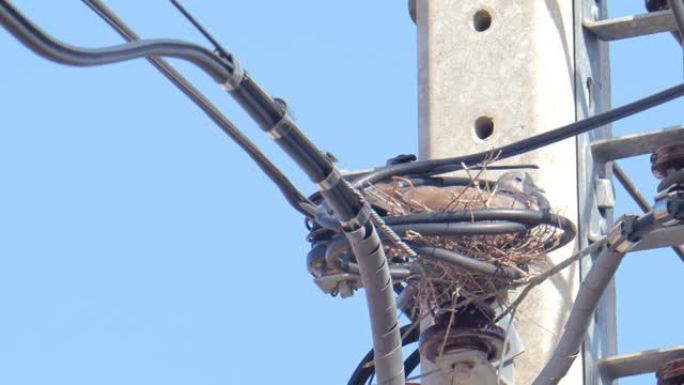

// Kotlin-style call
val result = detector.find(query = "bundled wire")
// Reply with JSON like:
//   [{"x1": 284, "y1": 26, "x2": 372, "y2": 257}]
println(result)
[
  {"x1": 2, "y1": 2, "x2": 684, "y2": 385},
  {"x1": 316, "y1": 208, "x2": 576, "y2": 280},
  {"x1": 0, "y1": 2, "x2": 406, "y2": 384},
  {"x1": 80, "y1": 0, "x2": 315, "y2": 217},
  {"x1": 348, "y1": 324, "x2": 420, "y2": 385}
]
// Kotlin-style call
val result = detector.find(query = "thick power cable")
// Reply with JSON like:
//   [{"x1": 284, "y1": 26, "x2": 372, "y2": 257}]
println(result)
[
  {"x1": 353, "y1": 82, "x2": 684, "y2": 187},
  {"x1": 531, "y1": 244, "x2": 628, "y2": 385},
  {"x1": 80, "y1": 0, "x2": 315, "y2": 217},
  {"x1": 0, "y1": 1, "x2": 235, "y2": 84},
  {"x1": 0, "y1": 2, "x2": 406, "y2": 384},
  {"x1": 531, "y1": 208, "x2": 684, "y2": 385},
  {"x1": 168, "y1": 3, "x2": 406, "y2": 383},
  {"x1": 348, "y1": 324, "x2": 420, "y2": 385}
]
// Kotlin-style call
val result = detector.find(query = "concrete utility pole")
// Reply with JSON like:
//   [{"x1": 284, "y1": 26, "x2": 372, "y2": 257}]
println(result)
[{"x1": 414, "y1": 1, "x2": 611, "y2": 384}]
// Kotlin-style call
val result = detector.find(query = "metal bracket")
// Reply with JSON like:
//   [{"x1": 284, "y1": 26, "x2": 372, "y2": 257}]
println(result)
[
  {"x1": 584, "y1": 10, "x2": 678, "y2": 41},
  {"x1": 595, "y1": 178, "x2": 615, "y2": 209},
  {"x1": 576, "y1": 1, "x2": 616, "y2": 384},
  {"x1": 606, "y1": 216, "x2": 639, "y2": 253},
  {"x1": 598, "y1": 345, "x2": 684, "y2": 382},
  {"x1": 313, "y1": 273, "x2": 360, "y2": 298}
]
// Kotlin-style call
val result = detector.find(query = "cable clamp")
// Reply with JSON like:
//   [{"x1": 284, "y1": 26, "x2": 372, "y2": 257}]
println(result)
[
  {"x1": 653, "y1": 198, "x2": 670, "y2": 221},
  {"x1": 606, "y1": 215, "x2": 638, "y2": 253},
  {"x1": 221, "y1": 58, "x2": 245, "y2": 92},
  {"x1": 653, "y1": 187, "x2": 684, "y2": 225},
  {"x1": 316, "y1": 170, "x2": 343, "y2": 192},
  {"x1": 341, "y1": 204, "x2": 372, "y2": 230},
  {"x1": 266, "y1": 113, "x2": 294, "y2": 140}
]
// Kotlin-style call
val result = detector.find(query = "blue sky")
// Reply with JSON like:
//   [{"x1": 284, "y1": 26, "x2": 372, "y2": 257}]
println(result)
[{"x1": 0, "y1": 2, "x2": 681, "y2": 385}]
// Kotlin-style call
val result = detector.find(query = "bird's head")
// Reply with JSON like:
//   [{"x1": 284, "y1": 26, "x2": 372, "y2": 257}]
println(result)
[{"x1": 495, "y1": 171, "x2": 544, "y2": 195}]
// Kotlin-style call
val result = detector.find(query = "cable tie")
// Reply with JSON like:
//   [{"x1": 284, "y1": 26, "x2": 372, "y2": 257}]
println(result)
[
  {"x1": 221, "y1": 58, "x2": 245, "y2": 92},
  {"x1": 316, "y1": 170, "x2": 343, "y2": 192},
  {"x1": 341, "y1": 204, "x2": 372, "y2": 230},
  {"x1": 266, "y1": 113, "x2": 294, "y2": 140}
]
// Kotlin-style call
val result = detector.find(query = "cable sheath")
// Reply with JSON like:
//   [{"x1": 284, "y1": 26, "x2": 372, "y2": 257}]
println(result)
[{"x1": 81, "y1": 0, "x2": 315, "y2": 217}]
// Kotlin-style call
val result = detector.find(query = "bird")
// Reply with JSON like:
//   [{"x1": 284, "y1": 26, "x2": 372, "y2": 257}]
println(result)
[{"x1": 494, "y1": 171, "x2": 550, "y2": 213}]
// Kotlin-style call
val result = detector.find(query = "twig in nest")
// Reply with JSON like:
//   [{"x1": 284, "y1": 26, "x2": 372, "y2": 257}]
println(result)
[
  {"x1": 439, "y1": 290, "x2": 460, "y2": 356},
  {"x1": 494, "y1": 240, "x2": 606, "y2": 322}
]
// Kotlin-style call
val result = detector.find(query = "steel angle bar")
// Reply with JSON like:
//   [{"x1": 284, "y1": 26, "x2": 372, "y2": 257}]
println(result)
[
  {"x1": 592, "y1": 125, "x2": 684, "y2": 162},
  {"x1": 584, "y1": 10, "x2": 678, "y2": 41},
  {"x1": 598, "y1": 346, "x2": 684, "y2": 381}
]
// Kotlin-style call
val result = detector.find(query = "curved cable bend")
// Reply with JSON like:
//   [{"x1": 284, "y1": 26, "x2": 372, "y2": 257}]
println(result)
[
  {"x1": 0, "y1": 1, "x2": 234, "y2": 83},
  {"x1": 81, "y1": 0, "x2": 315, "y2": 217},
  {"x1": 0, "y1": 2, "x2": 405, "y2": 383}
]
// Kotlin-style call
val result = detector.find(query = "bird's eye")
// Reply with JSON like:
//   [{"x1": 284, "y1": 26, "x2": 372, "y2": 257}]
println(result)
[{"x1": 514, "y1": 177, "x2": 523, "y2": 182}]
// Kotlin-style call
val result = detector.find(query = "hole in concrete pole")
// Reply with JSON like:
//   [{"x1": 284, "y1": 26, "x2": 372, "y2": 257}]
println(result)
[
  {"x1": 473, "y1": 9, "x2": 492, "y2": 32},
  {"x1": 474, "y1": 116, "x2": 494, "y2": 140}
]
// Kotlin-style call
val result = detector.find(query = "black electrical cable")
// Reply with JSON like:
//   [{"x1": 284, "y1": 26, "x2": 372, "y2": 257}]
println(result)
[
  {"x1": 325, "y1": 237, "x2": 414, "y2": 279},
  {"x1": 318, "y1": 208, "x2": 576, "y2": 281},
  {"x1": 390, "y1": 222, "x2": 529, "y2": 236},
  {"x1": 324, "y1": 230, "x2": 522, "y2": 279},
  {"x1": 0, "y1": 1, "x2": 235, "y2": 84},
  {"x1": 0, "y1": 3, "x2": 404, "y2": 382},
  {"x1": 402, "y1": 349, "x2": 421, "y2": 381},
  {"x1": 384, "y1": 209, "x2": 577, "y2": 249},
  {"x1": 316, "y1": 208, "x2": 576, "y2": 249},
  {"x1": 81, "y1": 0, "x2": 316, "y2": 217},
  {"x1": 411, "y1": 244, "x2": 522, "y2": 279},
  {"x1": 168, "y1": 0, "x2": 236, "y2": 64},
  {"x1": 382, "y1": 209, "x2": 568, "y2": 226},
  {"x1": 348, "y1": 325, "x2": 420, "y2": 385},
  {"x1": 352, "y1": 82, "x2": 684, "y2": 187}
]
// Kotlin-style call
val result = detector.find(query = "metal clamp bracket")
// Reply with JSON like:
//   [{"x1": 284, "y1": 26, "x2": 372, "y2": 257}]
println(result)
[
  {"x1": 607, "y1": 215, "x2": 639, "y2": 253},
  {"x1": 266, "y1": 113, "x2": 294, "y2": 140},
  {"x1": 315, "y1": 170, "x2": 343, "y2": 192},
  {"x1": 341, "y1": 204, "x2": 372, "y2": 230},
  {"x1": 653, "y1": 186, "x2": 684, "y2": 225},
  {"x1": 220, "y1": 57, "x2": 245, "y2": 92}
]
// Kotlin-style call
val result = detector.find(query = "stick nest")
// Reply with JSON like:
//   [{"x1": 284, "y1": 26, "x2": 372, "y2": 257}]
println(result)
[{"x1": 363, "y1": 175, "x2": 563, "y2": 320}]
